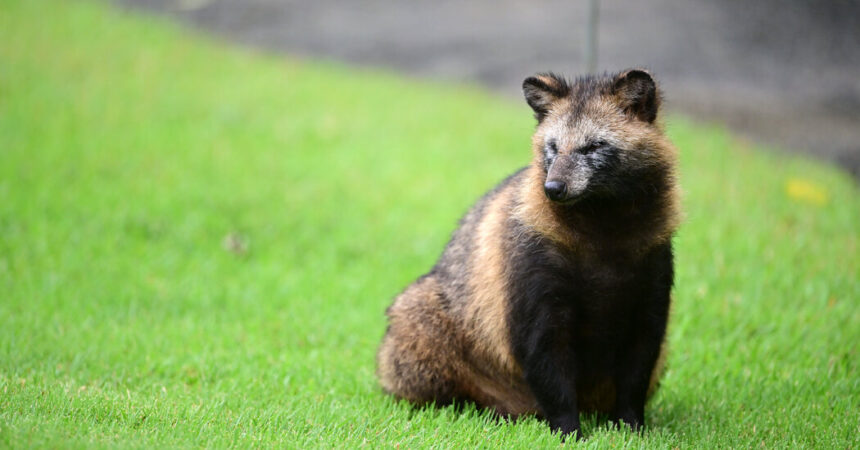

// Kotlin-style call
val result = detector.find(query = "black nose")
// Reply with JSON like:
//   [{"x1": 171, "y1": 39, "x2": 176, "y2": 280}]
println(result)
[{"x1": 544, "y1": 180, "x2": 567, "y2": 201}]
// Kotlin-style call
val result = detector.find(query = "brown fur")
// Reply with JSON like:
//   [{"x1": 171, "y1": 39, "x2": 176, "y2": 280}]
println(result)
[
  {"x1": 377, "y1": 181, "x2": 540, "y2": 416},
  {"x1": 518, "y1": 88, "x2": 680, "y2": 256},
  {"x1": 377, "y1": 69, "x2": 680, "y2": 425}
]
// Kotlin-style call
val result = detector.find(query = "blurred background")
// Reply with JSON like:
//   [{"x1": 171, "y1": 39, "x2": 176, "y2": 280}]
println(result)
[{"x1": 118, "y1": 0, "x2": 860, "y2": 177}]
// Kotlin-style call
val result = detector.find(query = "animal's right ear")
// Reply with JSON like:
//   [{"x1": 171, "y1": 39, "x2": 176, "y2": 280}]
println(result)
[{"x1": 522, "y1": 73, "x2": 570, "y2": 122}]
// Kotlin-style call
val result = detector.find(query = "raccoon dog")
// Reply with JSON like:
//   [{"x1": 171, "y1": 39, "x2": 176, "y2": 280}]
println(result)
[{"x1": 377, "y1": 69, "x2": 681, "y2": 439}]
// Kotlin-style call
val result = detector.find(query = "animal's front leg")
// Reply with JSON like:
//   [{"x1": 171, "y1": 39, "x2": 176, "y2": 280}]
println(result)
[
  {"x1": 525, "y1": 361, "x2": 581, "y2": 439},
  {"x1": 611, "y1": 316, "x2": 667, "y2": 430},
  {"x1": 513, "y1": 308, "x2": 581, "y2": 439},
  {"x1": 611, "y1": 348, "x2": 651, "y2": 431},
  {"x1": 610, "y1": 318, "x2": 658, "y2": 430},
  {"x1": 612, "y1": 246, "x2": 673, "y2": 430}
]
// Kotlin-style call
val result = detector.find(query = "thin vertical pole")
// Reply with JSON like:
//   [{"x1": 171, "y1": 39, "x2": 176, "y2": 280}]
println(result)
[{"x1": 585, "y1": 0, "x2": 599, "y2": 73}]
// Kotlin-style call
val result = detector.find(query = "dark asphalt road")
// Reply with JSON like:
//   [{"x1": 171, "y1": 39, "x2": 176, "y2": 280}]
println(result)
[{"x1": 117, "y1": 0, "x2": 860, "y2": 176}]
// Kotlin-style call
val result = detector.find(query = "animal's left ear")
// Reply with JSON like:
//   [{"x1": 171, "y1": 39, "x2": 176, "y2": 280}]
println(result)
[{"x1": 612, "y1": 69, "x2": 659, "y2": 123}]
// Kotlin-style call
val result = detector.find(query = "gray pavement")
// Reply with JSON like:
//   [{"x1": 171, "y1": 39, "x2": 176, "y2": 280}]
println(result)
[{"x1": 117, "y1": 0, "x2": 860, "y2": 176}]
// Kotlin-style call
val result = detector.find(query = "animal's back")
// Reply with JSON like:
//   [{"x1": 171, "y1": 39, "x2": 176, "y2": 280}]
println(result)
[{"x1": 377, "y1": 168, "x2": 539, "y2": 416}]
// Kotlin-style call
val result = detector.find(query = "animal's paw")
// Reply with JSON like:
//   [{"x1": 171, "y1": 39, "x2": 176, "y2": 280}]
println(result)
[
  {"x1": 611, "y1": 409, "x2": 644, "y2": 432},
  {"x1": 550, "y1": 413, "x2": 583, "y2": 441}
]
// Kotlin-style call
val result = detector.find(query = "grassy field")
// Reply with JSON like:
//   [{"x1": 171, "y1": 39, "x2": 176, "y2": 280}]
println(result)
[{"x1": 1, "y1": 0, "x2": 858, "y2": 447}]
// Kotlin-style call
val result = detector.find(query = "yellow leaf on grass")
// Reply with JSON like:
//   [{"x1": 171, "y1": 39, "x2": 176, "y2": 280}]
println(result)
[{"x1": 785, "y1": 178, "x2": 829, "y2": 206}]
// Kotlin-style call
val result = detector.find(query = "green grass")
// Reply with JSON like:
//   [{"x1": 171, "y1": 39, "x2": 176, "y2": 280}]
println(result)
[{"x1": 1, "y1": 0, "x2": 857, "y2": 447}]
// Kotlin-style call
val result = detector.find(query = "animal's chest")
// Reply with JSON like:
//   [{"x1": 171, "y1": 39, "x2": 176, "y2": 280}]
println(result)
[
  {"x1": 553, "y1": 259, "x2": 646, "y2": 362},
  {"x1": 506, "y1": 239, "x2": 662, "y2": 360}
]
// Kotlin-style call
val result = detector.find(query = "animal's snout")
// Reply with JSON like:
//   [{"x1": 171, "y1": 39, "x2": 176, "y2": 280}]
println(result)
[{"x1": 544, "y1": 180, "x2": 567, "y2": 202}]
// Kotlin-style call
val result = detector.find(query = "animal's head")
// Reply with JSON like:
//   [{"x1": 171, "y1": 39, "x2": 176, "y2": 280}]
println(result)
[{"x1": 522, "y1": 69, "x2": 674, "y2": 205}]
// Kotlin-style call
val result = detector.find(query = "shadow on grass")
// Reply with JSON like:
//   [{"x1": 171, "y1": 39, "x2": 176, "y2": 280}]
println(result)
[
  {"x1": 392, "y1": 394, "x2": 712, "y2": 441},
  {"x1": 401, "y1": 397, "x2": 492, "y2": 422}
]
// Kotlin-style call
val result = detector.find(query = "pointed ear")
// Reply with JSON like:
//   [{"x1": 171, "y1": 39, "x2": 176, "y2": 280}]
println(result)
[
  {"x1": 522, "y1": 73, "x2": 570, "y2": 122},
  {"x1": 612, "y1": 69, "x2": 660, "y2": 123}
]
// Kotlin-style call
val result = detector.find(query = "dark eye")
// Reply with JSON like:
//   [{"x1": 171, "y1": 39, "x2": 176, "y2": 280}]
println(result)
[
  {"x1": 581, "y1": 140, "x2": 607, "y2": 154},
  {"x1": 545, "y1": 139, "x2": 558, "y2": 155}
]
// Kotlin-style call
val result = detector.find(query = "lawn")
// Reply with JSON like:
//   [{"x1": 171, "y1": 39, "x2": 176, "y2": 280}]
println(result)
[{"x1": 1, "y1": 0, "x2": 857, "y2": 447}]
